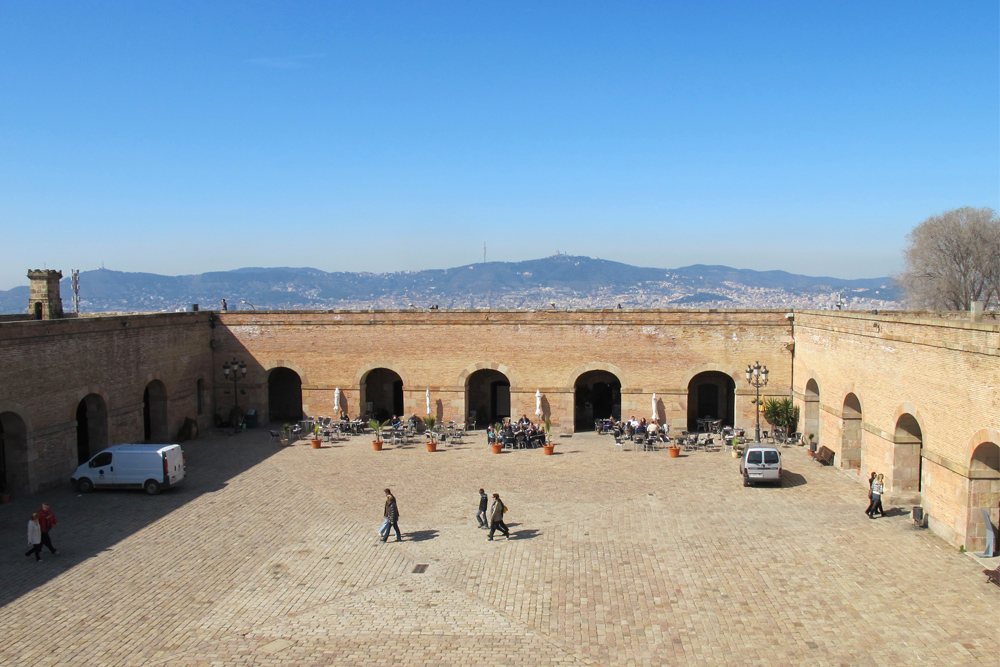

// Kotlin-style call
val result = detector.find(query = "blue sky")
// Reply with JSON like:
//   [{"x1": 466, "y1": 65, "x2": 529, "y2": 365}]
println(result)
[{"x1": 1, "y1": 1, "x2": 997, "y2": 289}]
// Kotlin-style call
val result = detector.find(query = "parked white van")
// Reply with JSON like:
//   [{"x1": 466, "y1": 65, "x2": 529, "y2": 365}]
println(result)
[
  {"x1": 739, "y1": 445, "x2": 782, "y2": 487},
  {"x1": 72, "y1": 444, "x2": 185, "y2": 495}
]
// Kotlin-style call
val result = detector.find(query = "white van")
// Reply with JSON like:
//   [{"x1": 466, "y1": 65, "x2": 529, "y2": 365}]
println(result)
[
  {"x1": 739, "y1": 445, "x2": 782, "y2": 487},
  {"x1": 72, "y1": 444, "x2": 185, "y2": 495}
]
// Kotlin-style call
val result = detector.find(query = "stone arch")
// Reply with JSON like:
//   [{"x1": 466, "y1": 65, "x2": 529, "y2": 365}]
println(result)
[
  {"x1": 75, "y1": 393, "x2": 109, "y2": 464},
  {"x1": 353, "y1": 361, "x2": 409, "y2": 389},
  {"x1": 458, "y1": 361, "x2": 522, "y2": 391},
  {"x1": 678, "y1": 363, "x2": 741, "y2": 390},
  {"x1": 360, "y1": 367, "x2": 404, "y2": 422},
  {"x1": 566, "y1": 362, "x2": 631, "y2": 392},
  {"x1": 966, "y1": 439, "x2": 1000, "y2": 554},
  {"x1": 892, "y1": 411, "x2": 923, "y2": 496},
  {"x1": 804, "y1": 378, "x2": 820, "y2": 446},
  {"x1": 268, "y1": 367, "x2": 303, "y2": 423},
  {"x1": 465, "y1": 367, "x2": 512, "y2": 426},
  {"x1": 0, "y1": 410, "x2": 30, "y2": 496},
  {"x1": 687, "y1": 371, "x2": 736, "y2": 432},
  {"x1": 840, "y1": 392, "x2": 862, "y2": 472},
  {"x1": 573, "y1": 369, "x2": 623, "y2": 431},
  {"x1": 260, "y1": 359, "x2": 309, "y2": 386},
  {"x1": 965, "y1": 428, "x2": 1000, "y2": 466},
  {"x1": 143, "y1": 380, "x2": 168, "y2": 443}
]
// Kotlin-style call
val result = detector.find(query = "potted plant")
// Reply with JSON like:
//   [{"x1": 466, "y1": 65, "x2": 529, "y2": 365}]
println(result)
[
  {"x1": 423, "y1": 416, "x2": 438, "y2": 452},
  {"x1": 490, "y1": 421, "x2": 503, "y2": 454},
  {"x1": 670, "y1": 440, "x2": 682, "y2": 457},
  {"x1": 311, "y1": 424, "x2": 323, "y2": 449},
  {"x1": 542, "y1": 417, "x2": 555, "y2": 455},
  {"x1": 280, "y1": 423, "x2": 292, "y2": 445},
  {"x1": 763, "y1": 398, "x2": 799, "y2": 444},
  {"x1": 369, "y1": 419, "x2": 387, "y2": 451}
]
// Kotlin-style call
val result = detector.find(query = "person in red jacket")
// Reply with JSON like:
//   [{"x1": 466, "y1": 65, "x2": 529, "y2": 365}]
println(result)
[{"x1": 38, "y1": 503, "x2": 59, "y2": 556}]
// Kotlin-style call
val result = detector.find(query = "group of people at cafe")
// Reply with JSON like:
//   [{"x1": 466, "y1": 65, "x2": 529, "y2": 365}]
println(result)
[{"x1": 487, "y1": 415, "x2": 547, "y2": 448}]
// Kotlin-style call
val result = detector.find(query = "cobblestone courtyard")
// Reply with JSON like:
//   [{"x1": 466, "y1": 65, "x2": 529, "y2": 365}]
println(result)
[{"x1": 1, "y1": 429, "x2": 997, "y2": 666}]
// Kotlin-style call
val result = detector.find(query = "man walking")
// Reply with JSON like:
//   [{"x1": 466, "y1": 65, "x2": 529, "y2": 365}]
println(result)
[
  {"x1": 38, "y1": 503, "x2": 59, "y2": 555},
  {"x1": 487, "y1": 493, "x2": 510, "y2": 541},
  {"x1": 380, "y1": 488, "x2": 402, "y2": 542},
  {"x1": 476, "y1": 488, "x2": 488, "y2": 528}
]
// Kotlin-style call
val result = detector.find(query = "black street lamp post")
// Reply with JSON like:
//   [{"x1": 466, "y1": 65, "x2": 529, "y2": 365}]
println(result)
[
  {"x1": 745, "y1": 361, "x2": 769, "y2": 443},
  {"x1": 223, "y1": 358, "x2": 248, "y2": 410}
]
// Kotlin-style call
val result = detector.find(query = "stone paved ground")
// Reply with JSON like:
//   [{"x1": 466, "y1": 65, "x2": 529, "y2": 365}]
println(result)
[{"x1": 0, "y1": 429, "x2": 997, "y2": 666}]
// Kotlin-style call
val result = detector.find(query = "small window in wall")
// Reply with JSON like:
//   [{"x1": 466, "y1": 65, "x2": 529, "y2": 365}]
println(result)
[{"x1": 196, "y1": 379, "x2": 204, "y2": 416}]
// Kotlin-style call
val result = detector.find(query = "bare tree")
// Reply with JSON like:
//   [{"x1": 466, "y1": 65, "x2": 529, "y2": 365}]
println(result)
[{"x1": 897, "y1": 207, "x2": 1000, "y2": 310}]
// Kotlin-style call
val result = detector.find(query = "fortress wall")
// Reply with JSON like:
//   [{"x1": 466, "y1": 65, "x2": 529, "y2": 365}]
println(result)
[
  {"x1": 0, "y1": 313, "x2": 213, "y2": 493},
  {"x1": 214, "y1": 310, "x2": 794, "y2": 434},
  {"x1": 791, "y1": 310, "x2": 1000, "y2": 548}
]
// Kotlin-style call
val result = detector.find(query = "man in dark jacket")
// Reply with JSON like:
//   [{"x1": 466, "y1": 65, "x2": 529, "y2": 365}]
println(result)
[
  {"x1": 380, "y1": 489, "x2": 401, "y2": 542},
  {"x1": 476, "y1": 489, "x2": 488, "y2": 528},
  {"x1": 487, "y1": 493, "x2": 510, "y2": 541}
]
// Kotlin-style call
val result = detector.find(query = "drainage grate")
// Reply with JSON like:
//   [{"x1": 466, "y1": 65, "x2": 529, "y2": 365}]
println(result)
[{"x1": 412, "y1": 564, "x2": 429, "y2": 573}]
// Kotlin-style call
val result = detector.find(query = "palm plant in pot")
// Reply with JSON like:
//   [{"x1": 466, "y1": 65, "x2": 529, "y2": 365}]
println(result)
[
  {"x1": 542, "y1": 417, "x2": 555, "y2": 455},
  {"x1": 311, "y1": 424, "x2": 323, "y2": 449},
  {"x1": 369, "y1": 419, "x2": 388, "y2": 450},
  {"x1": 763, "y1": 398, "x2": 799, "y2": 444},
  {"x1": 423, "y1": 416, "x2": 437, "y2": 452}
]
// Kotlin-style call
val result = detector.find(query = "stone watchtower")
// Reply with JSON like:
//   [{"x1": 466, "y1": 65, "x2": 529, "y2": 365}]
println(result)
[{"x1": 27, "y1": 269, "x2": 64, "y2": 320}]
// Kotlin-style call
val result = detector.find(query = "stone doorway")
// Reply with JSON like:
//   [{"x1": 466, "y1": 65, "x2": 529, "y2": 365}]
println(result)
[
  {"x1": 967, "y1": 442, "x2": 1000, "y2": 554},
  {"x1": 574, "y1": 370, "x2": 621, "y2": 431},
  {"x1": 687, "y1": 371, "x2": 735, "y2": 432},
  {"x1": 841, "y1": 393, "x2": 862, "y2": 471},
  {"x1": 0, "y1": 411, "x2": 30, "y2": 496},
  {"x1": 362, "y1": 368, "x2": 403, "y2": 422},
  {"x1": 76, "y1": 394, "x2": 108, "y2": 464},
  {"x1": 466, "y1": 369, "x2": 510, "y2": 427},
  {"x1": 143, "y1": 380, "x2": 168, "y2": 443},
  {"x1": 268, "y1": 367, "x2": 303, "y2": 423}
]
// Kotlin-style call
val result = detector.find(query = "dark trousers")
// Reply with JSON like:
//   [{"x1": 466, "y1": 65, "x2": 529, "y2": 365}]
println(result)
[
  {"x1": 40, "y1": 531, "x2": 56, "y2": 554},
  {"x1": 865, "y1": 497, "x2": 875, "y2": 515},
  {"x1": 872, "y1": 495, "x2": 885, "y2": 516},
  {"x1": 488, "y1": 519, "x2": 509, "y2": 538},
  {"x1": 25, "y1": 544, "x2": 42, "y2": 560},
  {"x1": 380, "y1": 521, "x2": 400, "y2": 541}
]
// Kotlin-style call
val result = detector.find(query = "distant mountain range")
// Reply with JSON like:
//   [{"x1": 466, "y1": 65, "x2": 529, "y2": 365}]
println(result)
[{"x1": 0, "y1": 255, "x2": 902, "y2": 314}]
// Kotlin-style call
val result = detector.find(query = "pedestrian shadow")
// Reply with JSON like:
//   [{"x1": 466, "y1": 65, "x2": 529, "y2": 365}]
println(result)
[
  {"x1": 510, "y1": 528, "x2": 542, "y2": 540},
  {"x1": 405, "y1": 529, "x2": 439, "y2": 542},
  {"x1": 883, "y1": 507, "x2": 909, "y2": 518},
  {"x1": 781, "y1": 471, "x2": 808, "y2": 487}
]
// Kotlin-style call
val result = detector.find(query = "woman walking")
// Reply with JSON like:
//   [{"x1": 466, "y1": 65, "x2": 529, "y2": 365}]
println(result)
[
  {"x1": 487, "y1": 493, "x2": 510, "y2": 541},
  {"x1": 25, "y1": 512, "x2": 42, "y2": 562},
  {"x1": 868, "y1": 473, "x2": 886, "y2": 518},
  {"x1": 380, "y1": 488, "x2": 402, "y2": 542}
]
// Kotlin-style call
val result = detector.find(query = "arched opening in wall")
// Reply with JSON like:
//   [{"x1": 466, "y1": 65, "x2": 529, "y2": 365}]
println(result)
[
  {"x1": 76, "y1": 394, "x2": 108, "y2": 464},
  {"x1": 361, "y1": 368, "x2": 404, "y2": 422},
  {"x1": 466, "y1": 369, "x2": 510, "y2": 427},
  {"x1": 0, "y1": 411, "x2": 30, "y2": 496},
  {"x1": 893, "y1": 413, "x2": 923, "y2": 495},
  {"x1": 574, "y1": 370, "x2": 621, "y2": 431},
  {"x1": 686, "y1": 371, "x2": 735, "y2": 432},
  {"x1": 143, "y1": 380, "x2": 168, "y2": 443},
  {"x1": 33, "y1": 302, "x2": 42, "y2": 320},
  {"x1": 841, "y1": 393, "x2": 862, "y2": 472},
  {"x1": 804, "y1": 379, "x2": 820, "y2": 445},
  {"x1": 268, "y1": 368, "x2": 303, "y2": 423},
  {"x1": 967, "y1": 442, "x2": 1000, "y2": 554}
]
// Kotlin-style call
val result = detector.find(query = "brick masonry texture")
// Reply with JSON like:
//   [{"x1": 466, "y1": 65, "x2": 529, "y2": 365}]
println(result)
[
  {"x1": 0, "y1": 308, "x2": 997, "y2": 552},
  {"x1": 0, "y1": 429, "x2": 996, "y2": 666}
]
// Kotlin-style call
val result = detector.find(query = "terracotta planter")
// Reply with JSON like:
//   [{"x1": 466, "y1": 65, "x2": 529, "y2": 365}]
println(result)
[
  {"x1": 542, "y1": 444, "x2": 555, "y2": 455},
  {"x1": 311, "y1": 439, "x2": 322, "y2": 449},
  {"x1": 373, "y1": 440, "x2": 383, "y2": 451},
  {"x1": 427, "y1": 441, "x2": 437, "y2": 452},
  {"x1": 669, "y1": 446, "x2": 681, "y2": 458},
  {"x1": 490, "y1": 443, "x2": 503, "y2": 454}
]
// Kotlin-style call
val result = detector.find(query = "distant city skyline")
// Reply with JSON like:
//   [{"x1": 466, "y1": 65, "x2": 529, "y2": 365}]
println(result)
[{"x1": 1, "y1": 2, "x2": 997, "y2": 290}]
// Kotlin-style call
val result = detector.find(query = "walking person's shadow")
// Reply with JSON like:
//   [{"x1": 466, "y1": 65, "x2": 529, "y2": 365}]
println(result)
[{"x1": 405, "y1": 529, "x2": 439, "y2": 542}]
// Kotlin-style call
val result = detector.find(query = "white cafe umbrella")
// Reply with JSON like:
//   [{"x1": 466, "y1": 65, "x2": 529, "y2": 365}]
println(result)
[
  {"x1": 535, "y1": 389, "x2": 543, "y2": 417},
  {"x1": 426, "y1": 388, "x2": 431, "y2": 415},
  {"x1": 651, "y1": 393, "x2": 658, "y2": 423},
  {"x1": 334, "y1": 387, "x2": 341, "y2": 413}
]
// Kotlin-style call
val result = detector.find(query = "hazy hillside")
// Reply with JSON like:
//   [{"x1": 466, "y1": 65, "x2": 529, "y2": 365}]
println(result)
[{"x1": 0, "y1": 255, "x2": 901, "y2": 314}]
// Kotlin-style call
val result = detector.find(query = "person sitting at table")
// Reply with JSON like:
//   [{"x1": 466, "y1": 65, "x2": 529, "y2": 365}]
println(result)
[
  {"x1": 637, "y1": 418, "x2": 648, "y2": 435},
  {"x1": 648, "y1": 421, "x2": 659, "y2": 438}
]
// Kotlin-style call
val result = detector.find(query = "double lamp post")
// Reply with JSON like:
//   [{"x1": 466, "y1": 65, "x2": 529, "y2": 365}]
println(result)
[{"x1": 745, "y1": 361, "x2": 768, "y2": 443}]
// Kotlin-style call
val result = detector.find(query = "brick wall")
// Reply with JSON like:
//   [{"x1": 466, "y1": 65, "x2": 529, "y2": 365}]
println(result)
[{"x1": 791, "y1": 310, "x2": 1000, "y2": 549}]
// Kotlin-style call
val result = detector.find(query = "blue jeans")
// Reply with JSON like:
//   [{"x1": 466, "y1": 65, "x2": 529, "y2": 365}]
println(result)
[
  {"x1": 476, "y1": 510, "x2": 487, "y2": 527},
  {"x1": 380, "y1": 519, "x2": 401, "y2": 541}
]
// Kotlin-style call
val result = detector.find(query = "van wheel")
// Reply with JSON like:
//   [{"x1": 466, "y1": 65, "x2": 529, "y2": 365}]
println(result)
[
  {"x1": 743, "y1": 476, "x2": 750, "y2": 487},
  {"x1": 77, "y1": 478, "x2": 94, "y2": 494},
  {"x1": 144, "y1": 480, "x2": 161, "y2": 495}
]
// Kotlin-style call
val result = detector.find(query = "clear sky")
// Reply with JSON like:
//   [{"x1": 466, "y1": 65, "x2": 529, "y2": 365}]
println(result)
[{"x1": 1, "y1": 1, "x2": 997, "y2": 289}]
